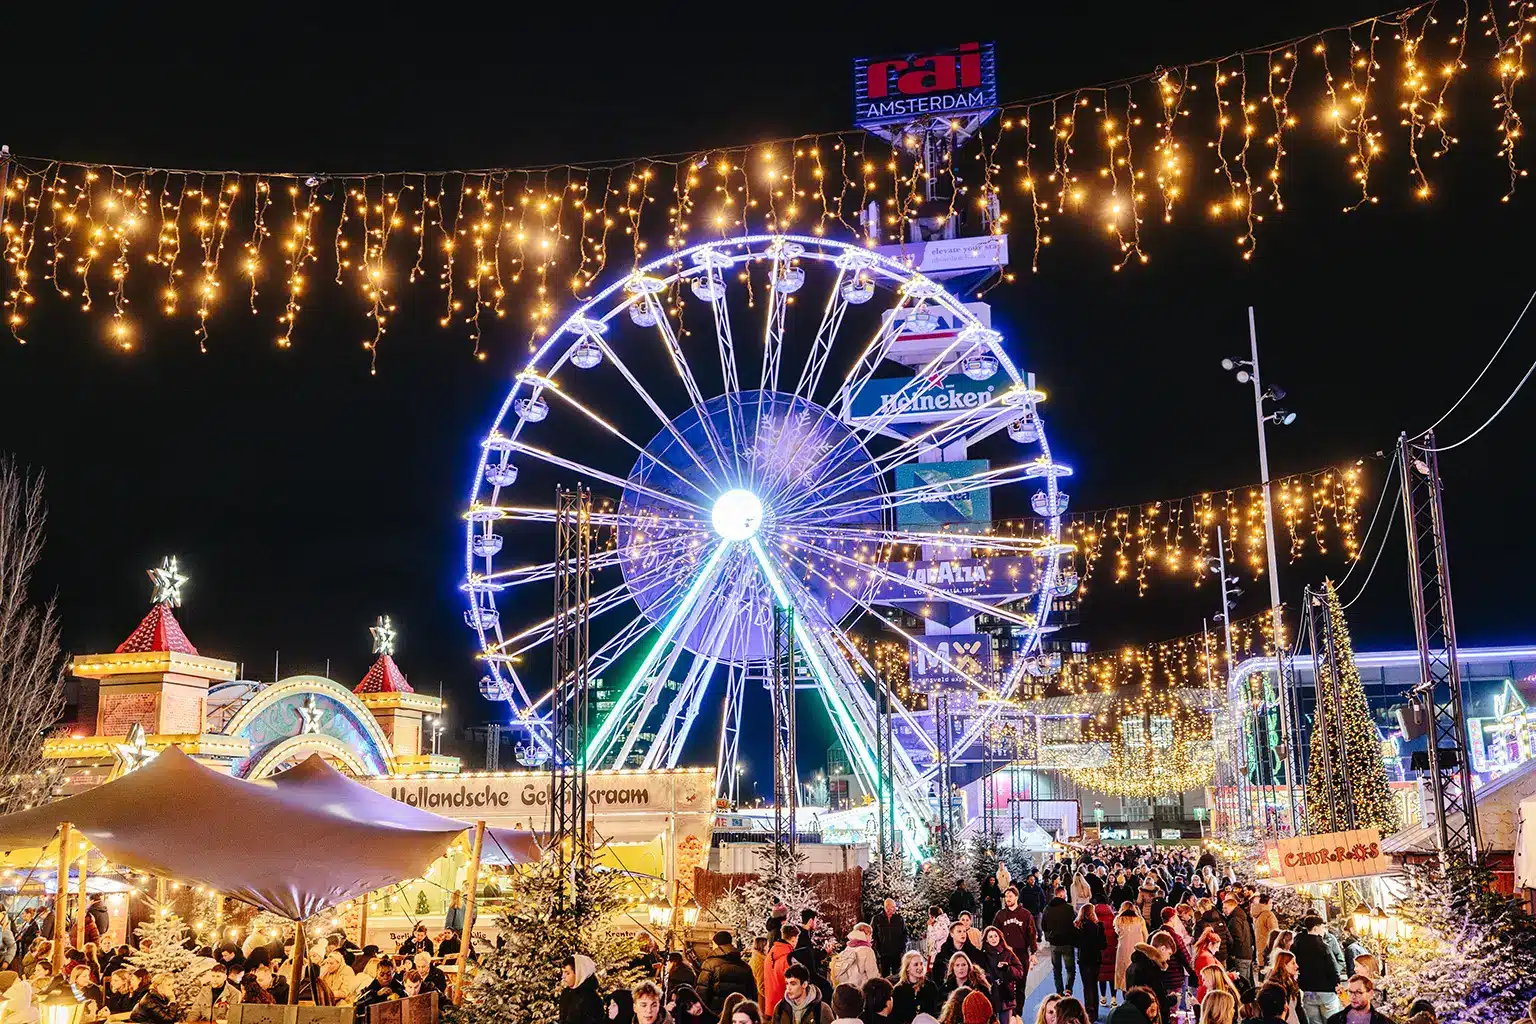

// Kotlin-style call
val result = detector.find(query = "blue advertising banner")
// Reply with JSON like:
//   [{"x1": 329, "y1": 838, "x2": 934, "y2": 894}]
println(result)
[
  {"x1": 870, "y1": 555, "x2": 1036, "y2": 604},
  {"x1": 909, "y1": 633, "x2": 994, "y2": 692},
  {"x1": 893, "y1": 459, "x2": 991, "y2": 529},
  {"x1": 854, "y1": 42, "x2": 999, "y2": 130},
  {"x1": 846, "y1": 366, "x2": 1008, "y2": 426}
]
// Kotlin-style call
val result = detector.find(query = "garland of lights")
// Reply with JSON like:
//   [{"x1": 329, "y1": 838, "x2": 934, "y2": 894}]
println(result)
[
  {"x1": 1064, "y1": 688, "x2": 1221, "y2": 798},
  {"x1": 2, "y1": 2, "x2": 1531, "y2": 364}
]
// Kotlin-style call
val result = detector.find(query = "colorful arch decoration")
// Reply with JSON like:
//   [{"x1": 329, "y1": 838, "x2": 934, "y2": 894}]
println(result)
[{"x1": 222, "y1": 675, "x2": 395, "y2": 778}]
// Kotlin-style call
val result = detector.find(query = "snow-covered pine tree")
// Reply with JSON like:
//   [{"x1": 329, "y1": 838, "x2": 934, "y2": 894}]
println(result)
[
  {"x1": 130, "y1": 913, "x2": 202, "y2": 1004},
  {"x1": 1304, "y1": 583, "x2": 1400, "y2": 835},
  {"x1": 917, "y1": 845, "x2": 969, "y2": 914},
  {"x1": 455, "y1": 858, "x2": 644, "y2": 1024},
  {"x1": 1382, "y1": 854, "x2": 1536, "y2": 1024},
  {"x1": 862, "y1": 855, "x2": 926, "y2": 937},
  {"x1": 708, "y1": 843, "x2": 835, "y2": 950}
]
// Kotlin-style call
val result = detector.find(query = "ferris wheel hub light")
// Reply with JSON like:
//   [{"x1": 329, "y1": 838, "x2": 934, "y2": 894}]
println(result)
[{"x1": 710, "y1": 489, "x2": 764, "y2": 541}]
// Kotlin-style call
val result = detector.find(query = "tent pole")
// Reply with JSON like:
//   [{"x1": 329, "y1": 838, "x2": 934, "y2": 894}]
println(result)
[
  {"x1": 75, "y1": 847, "x2": 88, "y2": 947},
  {"x1": 357, "y1": 894, "x2": 369, "y2": 950},
  {"x1": 453, "y1": 820, "x2": 485, "y2": 1005},
  {"x1": 53, "y1": 822, "x2": 71, "y2": 974},
  {"x1": 288, "y1": 919, "x2": 304, "y2": 1005}
]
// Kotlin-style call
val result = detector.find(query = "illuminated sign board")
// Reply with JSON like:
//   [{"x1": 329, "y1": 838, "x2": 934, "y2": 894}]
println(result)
[
  {"x1": 871, "y1": 555, "x2": 1035, "y2": 603},
  {"x1": 879, "y1": 301, "x2": 995, "y2": 367},
  {"x1": 846, "y1": 366, "x2": 1008, "y2": 426},
  {"x1": 893, "y1": 459, "x2": 991, "y2": 529},
  {"x1": 853, "y1": 42, "x2": 999, "y2": 130},
  {"x1": 909, "y1": 632, "x2": 993, "y2": 692},
  {"x1": 1273, "y1": 827, "x2": 1390, "y2": 884}
]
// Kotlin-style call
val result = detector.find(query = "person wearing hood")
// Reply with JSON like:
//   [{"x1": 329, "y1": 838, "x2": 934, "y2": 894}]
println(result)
[
  {"x1": 831, "y1": 926, "x2": 880, "y2": 991},
  {"x1": 0, "y1": 970, "x2": 37, "y2": 1024},
  {"x1": 559, "y1": 954, "x2": 605, "y2": 1024},
  {"x1": 699, "y1": 932, "x2": 759, "y2": 1014},
  {"x1": 317, "y1": 950, "x2": 359, "y2": 1004},
  {"x1": 1123, "y1": 943, "x2": 1171, "y2": 1023},
  {"x1": 771, "y1": 964, "x2": 831, "y2": 1024}
]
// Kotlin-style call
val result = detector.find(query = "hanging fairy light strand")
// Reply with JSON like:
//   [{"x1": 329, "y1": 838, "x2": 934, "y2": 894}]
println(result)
[{"x1": 2, "y1": 1, "x2": 1533, "y2": 365}]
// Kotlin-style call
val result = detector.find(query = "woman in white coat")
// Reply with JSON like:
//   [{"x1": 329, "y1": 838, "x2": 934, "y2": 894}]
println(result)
[
  {"x1": 1112, "y1": 903, "x2": 1147, "y2": 994},
  {"x1": 0, "y1": 971, "x2": 38, "y2": 1024}
]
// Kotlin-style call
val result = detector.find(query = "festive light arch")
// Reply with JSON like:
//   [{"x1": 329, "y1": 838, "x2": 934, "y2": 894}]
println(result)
[
  {"x1": 245, "y1": 733, "x2": 378, "y2": 779},
  {"x1": 221, "y1": 675, "x2": 395, "y2": 778}
]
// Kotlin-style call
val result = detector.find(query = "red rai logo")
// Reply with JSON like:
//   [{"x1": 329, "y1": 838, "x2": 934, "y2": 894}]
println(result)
[{"x1": 866, "y1": 42, "x2": 985, "y2": 99}]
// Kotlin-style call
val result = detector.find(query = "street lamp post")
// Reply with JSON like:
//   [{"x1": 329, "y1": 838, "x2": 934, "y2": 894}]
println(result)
[{"x1": 1222, "y1": 307, "x2": 1302, "y2": 835}]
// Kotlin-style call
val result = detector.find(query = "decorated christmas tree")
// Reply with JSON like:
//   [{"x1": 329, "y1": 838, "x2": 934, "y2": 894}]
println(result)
[
  {"x1": 455, "y1": 857, "x2": 644, "y2": 1024},
  {"x1": 130, "y1": 913, "x2": 203, "y2": 1004},
  {"x1": 415, "y1": 889, "x2": 431, "y2": 916},
  {"x1": 1304, "y1": 582, "x2": 1400, "y2": 835}
]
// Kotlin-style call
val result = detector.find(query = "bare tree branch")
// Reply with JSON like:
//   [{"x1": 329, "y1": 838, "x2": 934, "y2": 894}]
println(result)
[{"x1": 0, "y1": 455, "x2": 67, "y2": 810}]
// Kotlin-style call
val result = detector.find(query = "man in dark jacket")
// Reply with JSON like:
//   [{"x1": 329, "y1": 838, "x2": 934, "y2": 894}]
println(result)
[
  {"x1": 559, "y1": 954, "x2": 605, "y2": 1024},
  {"x1": 697, "y1": 932, "x2": 756, "y2": 1014},
  {"x1": 1293, "y1": 917, "x2": 1344, "y2": 1024},
  {"x1": 353, "y1": 959, "x2": 407, "y2": 1024},
  {"x1": 993, "y1": 887, "x2": 1038, "y2": 962},
  {"x1": 946, "y1": 880, "x2": 976, "y2": 920},
  {"x1": 1223, "y1": 894, "x2": 1256, "y2": 984},
  {"x1": 1125, "y1": 943, "x2": 1173, "y2": 1023},
  {"x1": 1018, "y1": 873, "x2": 1045, "y2": 917},
  {"x1": 870, "y1": 900, "x2": 907, "y2": 977},
  {"x1": 1197, "y1": 906, "x2": 1232, "y2": 960},
  {"x1": 1040, "y1": 887, "x2": 1078, "y2": 996},
  {"x1": 793, "y1": 909, "x2": 828, "y2": 986},
  {"x1": 1108, "y1": 985, "x2": 1160, "y2": 1024}
]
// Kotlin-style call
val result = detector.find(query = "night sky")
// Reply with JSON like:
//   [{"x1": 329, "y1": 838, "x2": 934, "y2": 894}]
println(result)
[{"x1": 4, "y1": 7, "x2": 1535, "y2": 777}]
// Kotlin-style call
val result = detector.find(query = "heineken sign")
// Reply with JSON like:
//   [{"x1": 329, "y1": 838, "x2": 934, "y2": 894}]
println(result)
[{"x1": 847, "y1": 367, "x2": 1008, "y2": 426}]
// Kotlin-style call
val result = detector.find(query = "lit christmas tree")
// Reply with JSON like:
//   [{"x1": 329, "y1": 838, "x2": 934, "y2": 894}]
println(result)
[
  {"x1": 1304, "y1": 582, "x2": 1401, "y2": 835},
  {"x1": 130, "y1": 913, "x2": 203, "y2": 1004},
  {"x1": 455, "y1": 858, "x2": 644, "y2": 1024}
]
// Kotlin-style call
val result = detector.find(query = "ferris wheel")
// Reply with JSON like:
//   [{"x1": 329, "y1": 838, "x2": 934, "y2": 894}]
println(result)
[{"x1": 462, "y1": 234, "x2": 1071, "y2": 850}]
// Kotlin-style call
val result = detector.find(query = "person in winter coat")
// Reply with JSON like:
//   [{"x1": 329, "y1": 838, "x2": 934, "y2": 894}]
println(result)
[
  {"x1": 560, "y1": 954, "x2": 606, "y2": 1024},
  {"x1": 1093, "y1": 904, "x2": 1118, "y2": 1009},
  {"x1": 352, "y1": 959, "x2": 407, "y2": 1024},
  {"x1": 871, "y1": 902, "x2": 909, "y2": 979},
  {"x1": 750, "y1": 937, "x2": 769, "y2": 1006},
  {"x1": 1073, "y1": 905, "x2": 1105, "y2": 1020},
  {"x1": 978, "y1": 928, "x2": 1024, "y2": 1024},
  {"x1": 891, "y1": 953, "x2": 940, "y2": 1024},
  {"x1": 1291, "y1": 919, "x2": 1343, "y2": 1024},
  {"x1": 1222, "y1": 896, "x2": 1256, "y2": 985},
  {"x1": 938, "y1": 954, "x2": 988, "y2": 1001},
  {"x1": 1195, "y1": 908, "x2": 1231, "y2": 963},
  {"x1": 1251, "y1": 897, "x2": 1279, "y2": 971},
  {"x1": 1018, "y1": 876, "x2": 1045, "y2": 919},
  {"x1": 767, "y1": 927, "x2": 801, "y2": 1015},
  {"x1": 930, "y1": 923, "x2": 983, "y2": 988},
  {"x1": 947, "y1": 883, "x2": 977, "y2": 922},
  {"x1": 1124, "y1": 943, "x2": 1172, "y2": 1024},
  {"x1": 831, "y1": 927, "x2": 881, "y2": 991},
  {"x1": 924, "y1": 910, "x2": 952, "y2": 968},
  {"x1": 995, "y1": 863, "x2": 1011, "y2": 901},
  {"x1": 1107, "y1": 987, "x2": 1158, "y2": 1024},
  {"x1": 129, "y1": 974, "x2": 181, "y2": 1024},
  {"x1": 666, "y1": 953, "x2": 698, "y2": 998},
  {"x1": 1149, "y1": 932, "x2": 1191, "y2": 1008},
  {"x1": 1068, "y1": 874, "x2": 1093, "y2": 910},
  {"x1": 318, "y1": 950, "x2": 359, "y2": 1004},
  {"x1": 1112, "y1": 905, "x2": 1146, "y2": 994},
  {"x1": 1040, "y1": 889, "x2": 1079, "y2": 998},
  {"x1": 991, "y1": 889, "x2": 1037, "y2": 965},
  {"x1": 699, "y1": 932, "x2": 759, "y2": 1014},
  {"x1": 0, "y1": 970, "x2": 37, "y2": 1024},
  {"x1": 188, "y1": 964, "x2": 241, "y2": 1021},
  {"x1": 979, "y1": 878, "x2": 1003, "y2": 930},
  {"x1": 772, "y1": 965, "x2": 832, "y2": 1024},
  {"x1": 1191, "y1": 928, "x2": 1223, "y2": 983}
]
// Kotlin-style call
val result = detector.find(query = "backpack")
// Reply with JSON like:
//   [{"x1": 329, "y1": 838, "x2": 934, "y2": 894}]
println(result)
[{"x1": 830, "y1": 946, "x2": 869, "y2": 988}]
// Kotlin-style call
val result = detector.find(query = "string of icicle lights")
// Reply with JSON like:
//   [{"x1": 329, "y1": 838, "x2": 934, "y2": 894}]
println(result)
[{"x1": 3, "y1": 1, "x2": 1533, "y2": 366}]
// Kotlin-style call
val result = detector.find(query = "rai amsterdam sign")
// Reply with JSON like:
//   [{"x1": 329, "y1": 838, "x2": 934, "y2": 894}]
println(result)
[
  {"x1": 853, "y1": 42, "x2": 999, "y2": 130},
  {"x1": 1266, "y1": 827, "x2": 1392, "y2": 885}
]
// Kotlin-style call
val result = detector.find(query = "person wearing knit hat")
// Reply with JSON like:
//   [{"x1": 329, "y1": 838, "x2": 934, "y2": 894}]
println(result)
[
  {"x1": 961, "y1": 989, "x2": 995, "y2": 1024},
  {"x1": 0, "y1": 968, "x2": 39, "y2": 1024}
]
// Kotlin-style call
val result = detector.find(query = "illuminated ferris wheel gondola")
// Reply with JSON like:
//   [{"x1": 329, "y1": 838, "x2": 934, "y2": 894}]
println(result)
[{"x1": 462, "y1": 234, "x2": 1071, "y2": 852}]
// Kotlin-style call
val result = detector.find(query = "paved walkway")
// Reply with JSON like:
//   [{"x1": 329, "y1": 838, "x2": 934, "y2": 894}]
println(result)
[{"x1": 1016, "y1": 951, "x2": 1108, "y2": 1024}]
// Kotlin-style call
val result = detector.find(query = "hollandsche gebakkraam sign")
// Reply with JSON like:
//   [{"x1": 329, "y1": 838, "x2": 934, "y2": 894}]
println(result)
[{"x1": 853, "y1": 42, "x2": 999, "y2": 130}]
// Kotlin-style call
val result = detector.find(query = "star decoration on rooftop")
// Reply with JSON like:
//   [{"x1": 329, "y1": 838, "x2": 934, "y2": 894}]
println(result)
[
  {"x1": 113, "y1": 722, "x2": 157, "y2": 775},
  {"x1": 146, "y1": 556, "x2": 189, "y2": 607},
  {"x1": 370, "y1": 615, "x2": 397, "y2": 656},
  {"x1": 295, "y1": 694, "x2": 325, "y2": 735}
]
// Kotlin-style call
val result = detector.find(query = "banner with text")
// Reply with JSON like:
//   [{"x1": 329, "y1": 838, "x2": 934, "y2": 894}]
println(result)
[{"x1": 893, "y1": 459, "x2": 992, "y2": 530}]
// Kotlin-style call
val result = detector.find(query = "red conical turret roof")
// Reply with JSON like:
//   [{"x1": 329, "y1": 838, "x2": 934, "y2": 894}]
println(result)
[
  {"x1": 354, "y1": 654, "x2": 413, "y2": 694},
  {"x1": 115, "y1": 602, "x2": 199, "y2": 655}
]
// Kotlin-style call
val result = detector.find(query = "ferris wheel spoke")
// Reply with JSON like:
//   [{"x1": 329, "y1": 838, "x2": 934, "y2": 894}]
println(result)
[
  {"x1": 478, "y1": 532, "x2": 699, "y2": 587},
  {"x1": 484, "y1": 556, "x2": 697, "y2": 655},
  {"x1": 639, "y1": 572, "x2": 747, "y2": 770},
  {"x1": 502, "y1": 439, "x2": 705, "y2": 514},
  {"x1": 770, "y1": 538, "x2": 999, "y2": 696},
  {"x1": 829, "y1": 291, "x2": 915, "y2": 420},
  {"x1": 776, "y1": 532, "x2": 1040, "y2": 631},
  {"x1": 501, "y1": 608, "x2": 662, "y2": 722},
  {"x1": 590, "y1": 334, "x2": 723, "y2": 491},
  {"x1": 642, "y1": 292, "x2": 741, "y2": 487},
  {"x1": 803, "y1": 459, "x2": 1050, "y2": 523},
  {"x1": 789, "y1": 266, "x2": 850, "y2": 406},
  {"x1": 529, "y1": 376, "x2": 717, "y2": 504},
  {"x1": 780, "y1": 522, "x2": 1054, "y2": 555},
  {"x1": 585, "y1": 542, "x2": 731, "y2": 765},
  {"x1": 691, "y1": 258, "x2": 750, "y2": 488}
]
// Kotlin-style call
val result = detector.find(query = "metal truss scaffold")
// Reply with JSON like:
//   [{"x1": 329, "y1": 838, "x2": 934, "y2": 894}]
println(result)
[
  {"x1": 550, "y1": 485, "x2": 593, "y2": 896},
  {"x1": 1398, "y1": 432, "x2": 1480, "y2": 862},
  {"x1": 770, "y1": 603, "x2": 799, "y2": 871}
]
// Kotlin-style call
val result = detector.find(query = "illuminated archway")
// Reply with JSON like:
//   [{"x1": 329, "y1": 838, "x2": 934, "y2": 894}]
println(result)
[{"x1": 222, "y1": 675, "x2": 395, "y2": 778}]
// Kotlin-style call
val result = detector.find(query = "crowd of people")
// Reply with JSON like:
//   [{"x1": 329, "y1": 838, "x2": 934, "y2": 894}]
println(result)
[
  {"x1": 559, "y1": 844, "x2": 1489, "y2": 1024},
  {"x1": 0, "y1": 895, "x2": 468, "y2": 1023}
]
